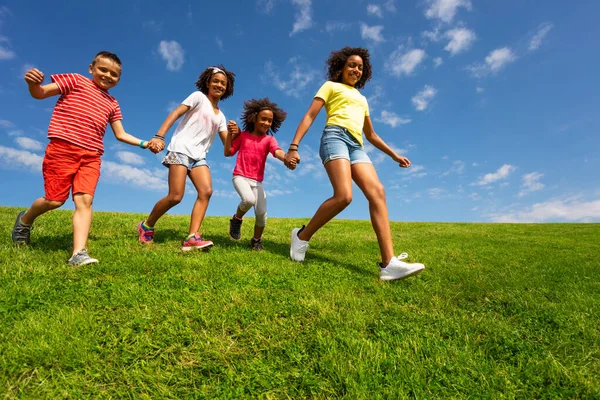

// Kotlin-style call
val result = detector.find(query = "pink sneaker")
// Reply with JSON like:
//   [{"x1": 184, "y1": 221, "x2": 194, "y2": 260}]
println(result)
[
  {"x1": 182, "y1": 233, "x2": 214, "y2": 251},
  {"x1": 137, "y1": 221, "x2": 155, "y2": 243}
]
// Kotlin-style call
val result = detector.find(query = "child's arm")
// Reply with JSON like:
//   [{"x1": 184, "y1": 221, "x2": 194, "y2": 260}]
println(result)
[
  {"x1": 274, "y1": 149, "x2": 286, "y2": 162},
  {"x1": 285, "y1": 98, "x2": 325, "y2": 166},
  {"x1": 110, "y1": 120, "x2": 156, "y2": 151},
  {"x1": 223, "y1": 120, "x2": 239, "y2": 156},
  {"x1": 147, "y1": 104, "x2": 190, "y2": 151},
  {"x1": 363, "y1": 116, "x2": 411, "y2": 168},
  {"x1": 24, "y1": 69, "x2": 61, "y2": 99}
]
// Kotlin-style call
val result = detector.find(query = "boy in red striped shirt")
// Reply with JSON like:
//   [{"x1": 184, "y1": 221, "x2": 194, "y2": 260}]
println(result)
[{"x1": 11, "y1": 51, "x2": 163, "y2": 266}]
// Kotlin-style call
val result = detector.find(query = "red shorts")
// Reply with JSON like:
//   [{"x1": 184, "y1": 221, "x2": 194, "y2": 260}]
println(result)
[{"x1": 43, "y1": 139, "x2": 102, "y2": 201}]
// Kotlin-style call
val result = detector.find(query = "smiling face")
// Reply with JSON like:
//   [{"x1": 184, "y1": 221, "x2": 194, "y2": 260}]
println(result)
[
  {"x1": 253, "y1": 109, "x2": 274, "y2": 135},
  {"x1": 88, "y1": 57, "x2": 121, "y2": 90},
  {"x1": 207, "y1": 72, "x2": 228, "y2": 99},
  {"x1": 340, "y1": 55, "x2": 363, "y2": 87}
]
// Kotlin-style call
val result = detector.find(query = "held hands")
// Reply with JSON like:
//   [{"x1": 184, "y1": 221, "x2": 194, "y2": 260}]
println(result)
[
  {"x1": 24, "y1": 68, "x2": 45, "y2": 86},
  {"x1": 284, "y1": 150, "x2": 300, "y2": 171},
  {"x1": 147, "y1": 137, "x2": 166, "y2": 154},
  {"x1": 227, "y1": 120, "x2": 240, "y2": 136}
]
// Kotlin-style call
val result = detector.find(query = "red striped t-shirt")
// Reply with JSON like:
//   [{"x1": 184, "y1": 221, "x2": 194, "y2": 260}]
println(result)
[{"x1": 48, "y1": 73, "x2": 122, "y2": 154}]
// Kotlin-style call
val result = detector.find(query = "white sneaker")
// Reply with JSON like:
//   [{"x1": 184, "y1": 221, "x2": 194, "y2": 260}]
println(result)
[
  {"x1": 379, "y1": 253, "x2": 425, "y2": 281},
  {"x1": 290, "y1": 227, "x2": 309, "y2": 261}
]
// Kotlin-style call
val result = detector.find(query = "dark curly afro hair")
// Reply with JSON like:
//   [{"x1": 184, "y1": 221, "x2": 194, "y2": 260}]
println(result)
[
  {"x1": 325, "y1": 47, "x2": 372, "y2": 90},
  {"x1": 241, "y1": 98, "x2": 287, "y2": 135},
  {"x1": 195, "y1": 65, "x2": 235, "y2": 101}
]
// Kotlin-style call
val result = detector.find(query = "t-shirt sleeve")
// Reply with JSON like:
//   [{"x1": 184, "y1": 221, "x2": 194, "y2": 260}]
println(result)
[
  {"x1": 314, "y1": 81, "x2": 332, "y2": 102},
  {"x1": 110, "y1": 102, "x2": 123, "y2": 122},
  {"x1": 269, "y1": 136, "x2": 281, "y2": 156},
  {"x1": 364, "y1": 95, "x2": 370, "y2": 117},
  {"x1": 50, "y1": 73, "x2": 80, "y2": 95},
  {"x1": 181, "y1": 91, "x2": 202, "y2": 109},
  {"x1": 218, "y1": 112, "x2": 227, "y2": 133}
]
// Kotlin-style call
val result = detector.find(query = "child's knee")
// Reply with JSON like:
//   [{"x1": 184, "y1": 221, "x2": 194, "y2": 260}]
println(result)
[
  {"x1": 335, "y1": 194, "x2": 352, "y2": 208},
  {"x1": 198, "y1": 187, "x2": 213, "y2": 200},
  {"x1": 239, "y1": 198, "x2": 255, "y2": 211},
  {"x1": 47, "y1": 199, "x2": 65, "y2": 209}
]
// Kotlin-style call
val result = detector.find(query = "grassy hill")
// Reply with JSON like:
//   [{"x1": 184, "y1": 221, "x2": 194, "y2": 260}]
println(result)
[{"x1": 1, "y1": 206, "x2": 598, "y2": 398}]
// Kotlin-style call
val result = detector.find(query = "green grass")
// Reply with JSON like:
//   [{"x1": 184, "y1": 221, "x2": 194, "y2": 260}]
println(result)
[{"x1": 1, "y1": 206, "x2": 599, "y2": 398}]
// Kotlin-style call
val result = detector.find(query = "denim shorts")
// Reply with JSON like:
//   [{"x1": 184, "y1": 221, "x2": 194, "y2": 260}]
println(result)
[
  {"x1": 319, "y1": 125, "x2": 372, "y2": 165},
  {"x1": 162, "y1": 151, "x2": 208, "y2": 170}
]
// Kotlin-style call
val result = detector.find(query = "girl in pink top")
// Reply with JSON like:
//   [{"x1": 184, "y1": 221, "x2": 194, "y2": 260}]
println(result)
[{"x1": 224, "y1": 98, "x2": 290, "y2": 250}]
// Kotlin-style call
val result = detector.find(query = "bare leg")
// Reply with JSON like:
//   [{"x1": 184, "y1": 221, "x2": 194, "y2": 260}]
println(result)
[
  {"x1": 187, "y1": 166, "x2": 212, "y2": 236},
  {"x1": 253, "y1": 225, "x2": 265, "y2": 240},
  {"x1": 351, "y1": 163, "x2": 394, "y2": 266},
  {"x1": 145, "y1": 165, "x2": 188, "y2": 227},
  {"x1": 20, "y1": 197, "x2": 65, "y2": 225},
  {"x1": 72, "y1": 193, "x2": 94, "y2": 254},
  {"x1": 298, "y1": 159, "x2": 353, "y2": 241},
  {"x1": 236, "y1": 206, "x2": 247, "y2": 219}
]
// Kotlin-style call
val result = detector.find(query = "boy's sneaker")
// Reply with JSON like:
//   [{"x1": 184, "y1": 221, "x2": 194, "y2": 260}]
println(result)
[
  {"x1": 68, "y1": 249, "x2": 99, "y2": 267},
  {"x1": 379, "y1": 253, "x2": 425, "y2": 281},
  {"x1": 137, "y1": 221, "x2": 155, "y2": 243},
  {"x1": 290, "y1": 226, "x2": 309, "y2": 262},
  {"x1": 229, "y1": 215, "x2": 242, "y2": 241},
  {"x1": 250, "y1": 237, "x2": 263, "y2": 251},
  {"x1": 182, "y1": 233, "x2": 214, "y2": 251},
  {"x1": 12, "y1": 210, "x2": 33, "y2": 245}
]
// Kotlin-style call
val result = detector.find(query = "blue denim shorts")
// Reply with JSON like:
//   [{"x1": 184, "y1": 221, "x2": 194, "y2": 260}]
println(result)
[
  {"x1": 162, "y1": 151, "x2": 208, "y2": 171},
  {"x1": 319, "y1": 125, "x2": 372, "y2": 165}
]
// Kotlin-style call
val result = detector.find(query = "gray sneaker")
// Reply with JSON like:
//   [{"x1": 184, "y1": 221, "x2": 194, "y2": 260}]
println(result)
[
  {"x1": 68, "y1": 249, "x2": 99, "y2": 267},
  {"x1": 12, "y1": 210, "x2": 33, "y2": 245},
  {"x1": 250, "y1": 237, "x2": 263, "y2": 251},
  {"x1": 229, "y1": 215, "x2": 242, "y2": 240}
]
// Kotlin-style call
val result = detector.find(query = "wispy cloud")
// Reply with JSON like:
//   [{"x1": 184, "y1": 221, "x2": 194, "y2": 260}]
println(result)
[
  {"x1": 325, "y1": 21, "x2": 352, "y2": 33},
  {"x1": 264, "y1": 58, "x2": 317, "y2": 98},
  {"x1": 215, "y1": 37, "x2": 224, "y2": 51},
  {"x1": 412, "y1": 85, "x2": 437, "y2": 111},
  {"x1": 473, "y1": 164, "x2": 516, "y2": 186},
  {"x1": 424, "y1": 0, "x2": 472, "y2": 23},
  {"x1": 441, "y1": 160, "x2": 465, "y2": 176},
  {"x1": 158, "y1": 40, "x2": 185, "y2": 71},
  {"x1": 0, "y1": 36, "x2": 15, "y2": 60},
  {"x1": 115, "y1": 151, "x2": 145, "y2": 166},
  {"x1": 427, "y1": 187, "x2": 448, "y2": 199},
  {"x1": 518, "y1": 172, "x2": 544, "y2": 197},
  {"x1": 386, "y1": 47, "x2": 426, "y2": 77},
  {"x1": 375, "y1": 110, "x2": 411, "y2": 127},
  {"x1": 360, "y1": 23, "x2": 385, "y2": 43},
  {"x1": 0, "y1": 119, "x2": 14, "y2": 128},
  {"x1": 102, "y1": 161, "x2": 167, "y2": 191},
  {"x1": 367, "y1": 4, "x2": 383, "y2": 18},
  {"x1": 0, "y1": 6, "x2": 12, "y2": 25},
  {"x1": 290, "y1": 0, "x2": 313, "y2": 36},
  {"x1": 0, "y1": 145, "x2": 43, "y2": 172},
  {"x1": 142, "y1": 20, "x2": 162, "y2": 33},
  {"x1": 467, "y1": 47, "x2": 516, "y2": 77},
  {"x1": 444, "y1": 27, "x2": 476, "y2": 55},
  {"x1": 433, "y1": 57, "x2": 443, "y2": 68},
  {"x1": 257, "y1": 0, "x2": 277, "y2": 14},
  {"x1": 528, "y1": 22, "x2": 553, "y2": 52},
  {"x1": 15, "y1": 136, "x2": 43, "y2": 151},
  {"x1": 489, "y1": 196, "x2": 600, "y2": 222}
]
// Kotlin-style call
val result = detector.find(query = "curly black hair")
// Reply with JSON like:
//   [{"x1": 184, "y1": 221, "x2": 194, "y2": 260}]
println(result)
[
  {"x1": 92, "y1": 51, "x2": 122, "y2": 67},
  {"x1": 240, "y1": 98, "x2": 287, "y2": 135},
  {"x1": 325, "y1": 47, "x2": 372, "y2": 90},
  {"x1": 195, "y1": 64, "x2": 235, "y2": 101}
]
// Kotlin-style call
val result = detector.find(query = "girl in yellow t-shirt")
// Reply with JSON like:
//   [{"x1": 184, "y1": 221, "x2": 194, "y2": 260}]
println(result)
[{"x1": 284, "y1": 46, "x2": 425, "y2": 282}]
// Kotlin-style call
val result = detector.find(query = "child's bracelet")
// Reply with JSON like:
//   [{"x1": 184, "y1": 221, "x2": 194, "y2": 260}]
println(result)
[{"x1": 139, "y1": 140, "x2": 147, "y2": 148}]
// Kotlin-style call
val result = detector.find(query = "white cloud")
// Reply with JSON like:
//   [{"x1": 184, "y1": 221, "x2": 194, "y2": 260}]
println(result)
[
  {"x1": 0, "y1": 6, "x2": 12, "y2": 25},
  {"x1": 0, "y1": 145, "x2": 43, "y2": 172},
  {"x1": 290, "y1": 0, "x2": 313, "y2": 36},
  {"x1": 8, "y1": 129, "x2": 23, "y2": 136},
  {"x1": 0, "y1": 41, "x2": 15, "y2": 60},
  {"x1": 215, "y1": 37, "x2": 224, "y2": 51},
  {"x1": 375, "y1": 110, "x2": 411, "y2": 128},
  {"x1": 360, "y1": 23, "x2": 385, "y2": 43},
  {"x1": 476, "y1": 86, "x2": 484, "y2": 93},
  {"x1": 427, "y1": 187, "x2": 447, "y2": 199},
  {"x1": 433, "y1": 57, "x2": 443, "y2": 68},
  {"x1": 102, "y1": 161, "x2": 167, "y2": 191},
  {"x1": 158, "y1": 40, "x2": 185, "y2": 71},
  {"x1": 490, "y1": 196, "x2": 600, "y2": 222},
  {"x1": 422, "y1": 27, "x2": 442, "y2": 42},
  {"x1": 473, "y1": 164, "x2": 516, "y2": 186},
  {"x1": 386, "y1": 48, "x2": 426, "y2": 77},
  {"x1": 264, "y1": 59, "x2": 317, "y2": 98},
  {"x1": 425, "y1": 0, "x2": 472, "y2": 23},
  {"x1": 266, "y1": 189, "x2": 295, "y2": 197},
  {"x1": 529, "y1": 22, "x2": 553, "y2": 52},
  {"x1": 15, "y1": 136, "x2": 43, "y2": 151},
  {"x1": 166, "y1": 101, "x2": 179, "y2": 113},
  {"x1": 325, "y1": 21, "x2": 352, "y2": 32},
  {"x1": 403, "y1": 164, "x2": 427, "y2": 179},
  {"x1": 467, "y1": 47, "x2": 516, "y2": 77},
  {"x1": 441, "y1": 160, "x2": 465, "y2": 176},
  {"x1": 444, "y1": 27, "x2": 476, "y2": 55},
  {"x1": 257, "y1": 0, "x2": 277, "y2": 14},
  {"x1": 367, "y1": 85, "x2": 384, "y2": 107},
  {"x1": 367, "y1": 4, "x2": 383, "y2": 18},
  {"x1": 0, "y1": 119, "x2": 14, "y2": 128},
  {"x1": 142, "y1": 20, "x2": 162, "y2": 33},
  {"x1": 383, "y1": 0, "x2": 396, "y2": 12},
  {"x1": 518, "y1": 172, "x2": 544, "y2": 197},
  {"x1": 115, "y1": 151, "x2": 145, "y2": 166},
  {"x1": 412, "y1": 85, "x2": 437, "y2": 111}
]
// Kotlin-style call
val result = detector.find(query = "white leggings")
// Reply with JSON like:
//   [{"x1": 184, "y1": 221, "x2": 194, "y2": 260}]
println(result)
[{"x1": 232, "y1": 175, "x2": 267, "y2": 227}]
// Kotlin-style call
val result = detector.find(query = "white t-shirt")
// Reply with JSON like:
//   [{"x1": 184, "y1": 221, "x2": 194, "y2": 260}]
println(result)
[{"x1": 167, "y1": 91, "x2": 227, "y2": 160}]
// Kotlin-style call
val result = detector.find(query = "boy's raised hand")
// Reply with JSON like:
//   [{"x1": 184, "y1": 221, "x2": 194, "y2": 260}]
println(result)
[{"x1": 24, "y1": 68, "x2": 45, "y2": 85}]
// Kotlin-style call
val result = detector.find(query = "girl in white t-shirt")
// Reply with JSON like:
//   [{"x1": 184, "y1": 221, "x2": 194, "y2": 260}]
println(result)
[{"x1": 138, "y1": 65, "x2": 236, "y2": 251}]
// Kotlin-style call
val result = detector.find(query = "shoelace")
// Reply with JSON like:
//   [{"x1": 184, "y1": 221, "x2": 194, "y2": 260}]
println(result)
[
  {"x1": 398, "y1": 252, "x2": 408, "y2": 260},
  {"x1": 14, "y1": 224, "x2": 33, "y2": 237}
]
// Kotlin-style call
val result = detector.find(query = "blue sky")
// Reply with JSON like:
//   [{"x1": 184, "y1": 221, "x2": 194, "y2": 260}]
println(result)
[{"x1": 1, "y1": 0, "x2": 599, "y2": 223}]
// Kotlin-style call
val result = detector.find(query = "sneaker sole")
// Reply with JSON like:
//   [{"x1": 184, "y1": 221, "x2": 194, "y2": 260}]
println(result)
[
  {"x1": 12, "y1": 211, "x2": 30, "y2": 245},
  {"x1": 181, "y1": 243, "x2": 214, "y2": 251},
  {"x1": 380, "y1": 266, "x2": 425, "y2": 281},
  {"x1": 69, "y1": 259, "x2": 99, "y2": 267}
]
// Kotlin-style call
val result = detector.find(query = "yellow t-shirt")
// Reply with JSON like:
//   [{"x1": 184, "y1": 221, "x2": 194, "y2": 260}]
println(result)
[{"x1": 315, "y1": 81, "x2": 369, "y2": 146}]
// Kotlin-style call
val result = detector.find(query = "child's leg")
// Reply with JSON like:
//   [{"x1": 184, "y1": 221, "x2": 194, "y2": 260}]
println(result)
[
  {"x1": 20, "y1": 197, "x2": 65, "y2": 225},
  {"x1": 232, "y1": 176, "x2": 257, "y2": 219},
  {"x1": 145, "y1": 164, "x2": 188, "y2": 227},
  {"x1": 298, "y1": 159, "x2": 353, "y2": 241},
  {"x1": 72, "y1": 193, "x2": 94, "y2": 254},
  {"x1": 351, "y1": 163, "x2": 394, "y2": 266},
  {"x1": 188, "y1": 166, "x2": 212, "y2": 235},
  {"x1": 254, "y1": 181, "x2": 267, "y2": 239}
]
